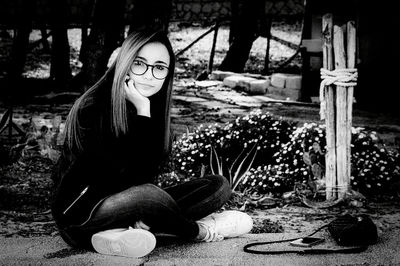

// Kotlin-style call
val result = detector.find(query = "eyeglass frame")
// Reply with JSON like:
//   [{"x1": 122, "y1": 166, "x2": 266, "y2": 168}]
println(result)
[{"x1": 130, "y1": 60, "x2": 170, "y2": 80}]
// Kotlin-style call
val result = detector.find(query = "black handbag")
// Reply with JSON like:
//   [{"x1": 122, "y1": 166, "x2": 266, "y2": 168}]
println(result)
[
  {"x1": 327, "y1": 214, "x2": 378, "y2": 246},
  {"x1": 243, "y1": 214, "x2": 377, "y2": 255}
]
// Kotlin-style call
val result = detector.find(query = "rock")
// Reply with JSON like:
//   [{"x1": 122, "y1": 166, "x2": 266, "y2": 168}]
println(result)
[
  {"x1": 223, "y1": 75, "x2": 255, "y2": 89},
  {"x1": 270, "y1": 73, "x2": 286, "y2": 88},
  {"x1": 247, "y1": 79, "x2": 270, "y2": 95},
  {"x1": 210, "y1": 70, "x2": 236, "y2": 81},
  {"x1": 195, "y1": 80, "x2": 222, "y2": 88},
  {"x1": 285, "y1": 74, "x2": 302, "y2": 90},
  {"x1": 236, "y1": 76, "x2": 257, "y2": 90},
  {"x1": 267, "y1": 85, "x2": 301, "y2": 101},
  {"x1": 222, "y1": 75, "x2": 243, "y2": 88}
]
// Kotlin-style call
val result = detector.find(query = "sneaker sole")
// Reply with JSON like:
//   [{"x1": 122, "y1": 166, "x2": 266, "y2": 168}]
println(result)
[{"x1": 91, "y1": 229, "x2": 156, "y2": 258}]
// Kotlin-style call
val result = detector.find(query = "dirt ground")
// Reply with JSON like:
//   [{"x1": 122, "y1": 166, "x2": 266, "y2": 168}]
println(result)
[
  {"x1": 1, "y1": 22, "x2": 399, "y2": 240},
  {"x1": 1, "y1": 77, "x2": 400, "y2": 239}
]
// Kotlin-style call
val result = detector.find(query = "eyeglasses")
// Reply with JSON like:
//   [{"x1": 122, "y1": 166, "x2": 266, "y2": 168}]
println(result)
[{"x1": 130, "y1": 60, "x2": 169, "y2": 80}]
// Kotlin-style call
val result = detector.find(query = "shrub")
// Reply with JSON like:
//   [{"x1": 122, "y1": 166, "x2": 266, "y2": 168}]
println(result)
[
  {"x1": 241, "y1": 123, "x2": 326, "y2": 194},
  {"x1": 161, "y1": 111, "x2": 400, "y2": 197},
  {"x1": 241, "y1": 124, "x2": 400, "y2": 195},
  {"x1": 169, "y1": 110, "x2": 294, "y2": 181},
  {"x1": 168, "y1": 122, "x2": 227, "y2": 183},
  {"x1": 350, "y1": 128, "x2": 400, "y2": 194}
]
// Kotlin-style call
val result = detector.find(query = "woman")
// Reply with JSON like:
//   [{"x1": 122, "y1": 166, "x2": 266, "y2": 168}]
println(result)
[{"x1": 51, "y1": 29, "x2": 252, "y2": 258}]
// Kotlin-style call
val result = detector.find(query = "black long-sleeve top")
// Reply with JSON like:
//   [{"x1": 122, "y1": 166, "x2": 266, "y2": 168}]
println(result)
[{"x1": 51, "y1": 88, "x2": 163, "y2": 229}]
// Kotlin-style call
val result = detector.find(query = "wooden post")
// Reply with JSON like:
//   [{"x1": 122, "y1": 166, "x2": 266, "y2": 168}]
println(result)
[
  {"x1": 322, "y1": 15, "x2": 356, "y2": 200},
  {"x1": 322, "y1": 14, "x2": 337, "y2": 200},
  {"x1": 333, "y1": 25, "x2": 349, "y2": 199},
  {"x1": 346, "y1": 21, "x2": 356, "y2": 187}
]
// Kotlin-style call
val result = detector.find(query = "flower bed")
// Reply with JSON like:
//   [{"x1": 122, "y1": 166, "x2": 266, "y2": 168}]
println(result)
[
  {"x1": 160, "y1": 110, "x2": 400, "y2": 197},
  {"x1": 160, "y1": 110, "x2": 293, "y2": 185}
]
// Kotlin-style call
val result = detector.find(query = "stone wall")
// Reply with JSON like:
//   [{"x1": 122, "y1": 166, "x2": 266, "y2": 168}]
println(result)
[
  {"x1": 171, "y1": 0, "x2": 231, "y2": 22},
  {"x1": 0, "y1": 0, "x2": 93, "y2": 26},
  {"x1": 0, "y1": 0, "x2": 305, "y2": 26},
  {"x1": 170, "y1": 0, "x2": 305, "y2": 22}
]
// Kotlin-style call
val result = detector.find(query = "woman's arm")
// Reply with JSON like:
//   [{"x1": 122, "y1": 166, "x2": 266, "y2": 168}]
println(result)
[{"x1": 79, "y1": 104, "x2": 160, "y2": 186}]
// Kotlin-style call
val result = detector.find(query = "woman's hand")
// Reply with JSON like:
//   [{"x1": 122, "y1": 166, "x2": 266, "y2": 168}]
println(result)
[{"x1": 124, "y1": 77, "x2": 151, "y2": 117}]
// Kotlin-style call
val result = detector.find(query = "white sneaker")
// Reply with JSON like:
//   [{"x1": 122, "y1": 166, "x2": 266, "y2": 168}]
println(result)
[
  {"x1": 91, "y1": 227, "x2": 156, "y2": 258},
  {"x1": 197, "y1": 210, "x2": 253, "y2": 240}
]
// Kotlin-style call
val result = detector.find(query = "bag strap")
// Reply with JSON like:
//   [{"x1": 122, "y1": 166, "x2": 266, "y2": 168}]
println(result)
[
  {"x1": 243, "y1": 244, "x2": 368, "y2": 255},
  {"x1": 243, "y1": 222, "x2": 368, "y2": 255}
]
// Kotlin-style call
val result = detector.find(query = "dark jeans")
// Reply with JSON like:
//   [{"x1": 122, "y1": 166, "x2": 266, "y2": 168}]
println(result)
[{"x1": 62, "y1": 175, "x2": 231, "y2": 248}]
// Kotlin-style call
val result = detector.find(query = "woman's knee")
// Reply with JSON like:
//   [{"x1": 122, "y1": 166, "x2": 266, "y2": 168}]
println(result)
[
  {"x1": 204, "y1": 174, "x2": 231, "y2": 200},
  {"x1": 101, "y1": 183, "x2": 168, "y2": 208},
  {"x1": 139, "y1": 183, "x2": 164, "y2": 193},
  {"x1": 204, "y1": 174, "x2": 230, "y2": 188},
  {"x1": 130, "y1": 183, "x2": 173, "y2": 203}
]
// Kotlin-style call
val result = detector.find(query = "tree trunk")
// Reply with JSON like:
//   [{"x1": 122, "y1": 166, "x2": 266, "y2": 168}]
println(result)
[
  {"x1": 128, "y1": 0, "x2": 172, "y2": 33},
  {"x1": 50, "y1": 28, "x2": 71, "y2": 92},
  {"x1": 80, "y1": 0, "x2": 126, "y2": 90},
  {"x1": 50, "y1": 0, "x2": 71, "y2": 92},
  {"x1": 9, "y1": 27, "x2": 30, "y2": 81},
  {"x1": 4, "y1": 0, "x2": 33, "y2": 101},
  {"x1": 8, "y1": 0, "x2": 33, "y2": 81},
  {"x1": 228, "y1": 0, "x2": 239, "y2": 44},
  {"x1": 218, "y1": 0, "x2": 266, "y2": 73}
]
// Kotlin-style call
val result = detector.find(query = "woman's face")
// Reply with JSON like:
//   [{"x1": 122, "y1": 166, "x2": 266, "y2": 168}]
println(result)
[{"x1": 128, "y1": 42, "x2": 170, "y2": 97}]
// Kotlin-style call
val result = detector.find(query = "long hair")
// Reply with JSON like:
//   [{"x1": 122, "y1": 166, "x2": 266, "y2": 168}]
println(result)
[{"x1": 64, "y1": 30, "x2": 175, "y2": 157}]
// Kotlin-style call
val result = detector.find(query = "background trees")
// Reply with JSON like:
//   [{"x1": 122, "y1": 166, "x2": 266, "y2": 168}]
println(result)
[
  {"x1": 219, "y1": 0, "x2": 270, "y2": 73},
  {"x1": 3, "y1": 0, "x2": 172, "y2": 94},
  {"x1": 1, "y1": 0, "x2": 399, "y2": 112},
  {"x1": 78, "y1": 0, "x2": 126, "y2": 89}
]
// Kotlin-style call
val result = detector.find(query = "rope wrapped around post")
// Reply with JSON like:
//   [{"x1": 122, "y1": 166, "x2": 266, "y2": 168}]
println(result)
[{"x1": 319, "y1": 68, "x2": 358, "y2": 120}]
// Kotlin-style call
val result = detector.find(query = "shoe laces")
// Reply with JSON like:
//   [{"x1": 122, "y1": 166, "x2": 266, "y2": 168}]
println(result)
[{"x1": 197, "y1": 220, "x2": 224, "y2": 242}]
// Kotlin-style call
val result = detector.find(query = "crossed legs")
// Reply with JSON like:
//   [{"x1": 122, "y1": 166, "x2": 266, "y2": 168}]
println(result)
[{"x1": 69, "y1": 175, "x2": 231, "y2": 247}]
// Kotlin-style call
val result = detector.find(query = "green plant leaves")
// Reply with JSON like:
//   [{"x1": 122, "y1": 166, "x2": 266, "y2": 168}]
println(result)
[
  {"x1": 210, "y1": 145, "x2": 223, "y2": 176},
  {"x1": 230, "y1": 142, "x2": 258, "y2": 191},
  {"x1": 209, "y1": 142, "x2": 258, "y2": 192}
]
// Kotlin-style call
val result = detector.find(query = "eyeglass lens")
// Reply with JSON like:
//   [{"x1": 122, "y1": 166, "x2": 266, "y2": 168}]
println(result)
[{"x1": 131, "y1": 61, "x2": 168, "y2": 79}]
